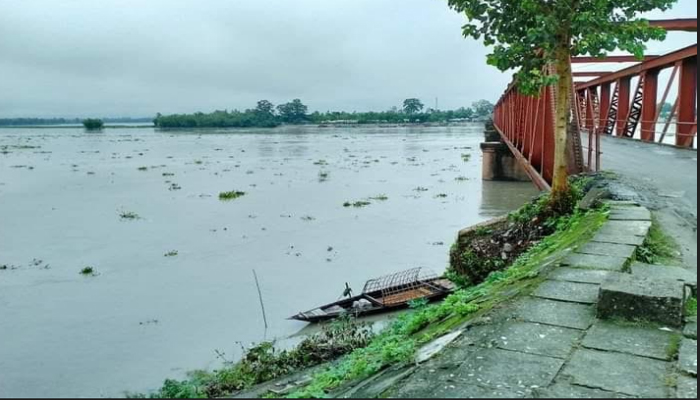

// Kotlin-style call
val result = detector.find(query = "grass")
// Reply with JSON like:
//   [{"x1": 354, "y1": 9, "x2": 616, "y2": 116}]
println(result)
[
  {"x1": 667, "y1": 334, "x2": 683, "y2": 360},
  {"x1": 635, "y1": 218, "x2": 682, "y2": 265},
  {"x1": 288, "y1": 207, "x2": 608, "y2": 398},
  {"x1": 219, "y1": 191, "x2": 246, "y2": 201},
  {"x1": 119, "y1": 211, "x2": 141, "y2": 220},
  {"x1": 164, "y1": 251, "x2": 179, "y2": 257},
  {"x1": 687, "y1": 297, "x2": 697, "y2": 316},
  {"x1": 80, "y1": 266, "x2": 96, "y2": 276}
]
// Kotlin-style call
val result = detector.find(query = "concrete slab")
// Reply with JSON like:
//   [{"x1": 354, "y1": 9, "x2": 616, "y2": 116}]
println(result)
[
  {"x1": 598, "y1": 273, "x2": 685, "y2": 327},
  {"x1": 631, "y1": 262, "x2": 697, "y2": 295},
  {"x1": 592, "y1": 233, "x2": 646, "y2": 247},
  {"x1": 416, "y1": 330, "x2": 462, "y2": 364},
  {"x1": 676, "y1": 376, "x2": 697, "y2": 399},
  {"x1": 533, "y1": 280, "x2": 600, "y2": 304},
  {"x1": 685, "y1": 319, "x2": 697, "y2": 340},
  {"x1": 561, "y1": 253, "x2": 628, "y2": 272},
  {"x1": 598, "y1": 220, "x2": 652, "y2": 238},
  {"x1": 679, "y1": 339, "x2": 697, "y2": 377},
  {"x1": 532, "y1": 382, "x2": 633, "y2": 398},
  {"x1": 550, "y1": 268, "x2": 611, "y2": 284},
  {"x1": 582, "y1": 322, "x2": 675, "y2": 361},
  {"x1": 495, "y1": 322, "x2": 582, "y2": 359},
  {"x1": 562, "y1": 349, "x2": 669, "y2": 398},
  {"x1": 513, "y1": 298, "x2": 595, "y2": 330},
  {"x1": 576, "y1": 242, "x2": 637, "y2": 259},
  {"x1": 455, "y1": 348, "x2": 564, "y2": 393},
  {"x1": 609, "y1": 207, "x2": 652, "y2": 221}
]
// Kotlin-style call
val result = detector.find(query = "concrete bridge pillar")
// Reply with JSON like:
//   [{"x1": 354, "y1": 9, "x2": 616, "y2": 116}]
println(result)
[{"x1": 481, "y1": 122, "x2": 531, "y2": 182}]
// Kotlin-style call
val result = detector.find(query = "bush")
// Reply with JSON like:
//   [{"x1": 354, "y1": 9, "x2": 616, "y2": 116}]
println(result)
[{"x1": 83, "y1": 119, "x2": 104, "y2": 131}]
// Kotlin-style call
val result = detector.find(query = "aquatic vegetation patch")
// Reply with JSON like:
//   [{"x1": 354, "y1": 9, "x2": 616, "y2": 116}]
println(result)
[
  {"x1": 80, "y1": 266, "x2": 97, "y2": 276},
  {"x1": 318, "y1": 171, "x2": 330, "y2": 182},
  {"x1": 138, "y1": 166, "x2": 148, "y2": 171},
  {"x1": 119, "y1": 210, "x2": 141, "y2": 220},
  {"x1": 455, "y1": 176, "x2": 469, "y2": 182},
  {"x1": 434, "y1": 193, "x2": 448, "y2": 199},
  {"x1": 219, "y1": 191, "x2": 246, "y2": 201},
  {"x1": 343, "y1": 200, "x2": 371, "y2": 208},
  {"x1": 461, "y1": 153, "x2": 472, "y2": 162},
  {"x1": 369, "y1": 195, "x2": 389, "y2": 201},
  {"x1": 164, "y1": 251, "x2": 179, "y2": 257}
]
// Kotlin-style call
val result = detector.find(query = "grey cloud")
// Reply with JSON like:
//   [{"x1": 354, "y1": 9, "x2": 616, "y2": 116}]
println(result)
[{"x1": 0, "y1": 0, "x2": 696, "y2": 118}]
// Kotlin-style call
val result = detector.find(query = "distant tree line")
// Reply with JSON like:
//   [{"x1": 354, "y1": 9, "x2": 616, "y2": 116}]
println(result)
[
  {"x1": 0, "y1": 118, "x2": 81, "y2": 126},
  {"x1": 154, "y1": 99, "x2": 495, "y2": 128},
  {"x1": 0, "y1": 117, "x2": 152, "y2": 126}
]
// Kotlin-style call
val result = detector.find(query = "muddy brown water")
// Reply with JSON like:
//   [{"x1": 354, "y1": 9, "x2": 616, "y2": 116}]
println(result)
[{"x1": 0, "y1": 125, "x2": 538, "y2": 397}]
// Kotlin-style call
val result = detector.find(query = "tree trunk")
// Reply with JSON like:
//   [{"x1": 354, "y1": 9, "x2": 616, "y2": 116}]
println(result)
[{"x1": 552, "y1": 43, "x2": 572, "y2": 197}]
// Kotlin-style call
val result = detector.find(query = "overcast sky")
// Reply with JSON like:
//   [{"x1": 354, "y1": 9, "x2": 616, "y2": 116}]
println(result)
[{"x1": 0, "y1": 0, "x2": 696, "y2": 118}]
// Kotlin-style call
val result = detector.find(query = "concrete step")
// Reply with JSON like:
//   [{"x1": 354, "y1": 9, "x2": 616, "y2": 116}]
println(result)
[
  {"x1": 631, "y1": 262, "x2": 697, "y2": 296},
  {"x1": 597, "y1": 273, "x2": 686, "y2": 327}
]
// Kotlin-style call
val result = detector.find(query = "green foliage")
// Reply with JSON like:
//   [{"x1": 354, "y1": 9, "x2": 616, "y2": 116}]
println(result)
[
  {"x1": 343, "y1": 200, "x2": 372, "y2": 208},
  {"x1": 83, "y1": 119, "x2": 104, "y2": 131},
  {"x1": 308, "y1": 104, "x2": 482, "y2": 125},
  {"x1": 80, "y1": 266, "x2": 96, "y2": 276},
  {"x1": 472, "y1": 100, "x2": 495, "y2": 117},
  {"x1": 402, "y1": 98, "x2": 425, "y2": 115},
  {"x1": 143, "y1": 316, "x2": 374, "y2": 398},
  {"x1": 636, "y1": 218, "x2": 681, "y2": 265},
  {"x1": 277, "y1": 99, "x2": 309, "y2": 124},
  {"x1": 446, "y1": 0, "x2": 674, "y2": 95},
  {"x1": 219, "y1": 191, "x2": 246, "y2": 201},
  {"x1": 667, "y1": 334, "x2": 683, "y2": 360},
  {"x1": 154, "y1": 100, "x2": 283, "y2": 128},
  {"x1": 119, "y1": 210, "x2": 140, "y2": 220},
  {"x1": 687, "y1": 297, "x2": 697, "y2": 316}
]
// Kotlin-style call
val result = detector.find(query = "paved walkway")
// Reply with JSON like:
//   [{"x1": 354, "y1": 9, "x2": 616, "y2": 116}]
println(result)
[
  {"x1": 597, "y1": 136, "x2": 697, "y2": 273},
  {"x1": 375, "y1": 202, "x2": 697, "y2": 399}
]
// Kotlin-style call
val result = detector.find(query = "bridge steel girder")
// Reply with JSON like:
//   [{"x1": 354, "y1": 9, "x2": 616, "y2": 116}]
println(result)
[
  {"x1": 576, "y1": 45, "x2": 698, "y2": 90},
  {"x1": 649, "y1": 19, "x2": 698, "y2": 32},
  {"x1": 599, "y1": 83, "x2": 612, "y2": 129},
  {"x1": 677, "y1": 57, "x2": 698, "y2": 147},
  {"x1": 616, "y1": 77, "x2": 632, "y2": 137},
  {"x1": 640, "y1": 69, "x2": 659, "y2": 142},
  {"x1": 572, "y1": 55, "x2": 660, "y2": 63}
]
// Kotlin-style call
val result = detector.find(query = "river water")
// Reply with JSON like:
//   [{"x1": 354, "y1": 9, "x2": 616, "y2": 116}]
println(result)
[{"x1": 0, "y1": 125, "x2": 538, "y2": 397}]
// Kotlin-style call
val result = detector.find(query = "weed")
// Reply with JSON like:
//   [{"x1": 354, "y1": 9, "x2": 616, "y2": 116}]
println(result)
[
  {"x1": 667, "y1": 334, "x2": 683, "y2": 360},
  {"x1": 434, "y1": 194, "x2": 448, "y2": 199},
  {"x1": 455, "y1": 176, "x2": 469, "y2": 182},
  {"x1": 414, "y1": 187, "x2": 429, "y2": 192},
  {"x1": 142, "y1": 316, "x2": 373, "y2": 398},
  {"x1": 169, "y1": 183, "x2": 182, "y2": 191},
  {"x1": 636, "y1": 218, "x2": 682, "y2": 265},
  {"x1": 343, "y1": 200, "x2": 371, "y2": 208},
  {"x1": 164, "y1": 251, "x2": 179, "y2": 257},
  {"x1": 687, "y1": 297, "x2": 697, "y2": 316},
  {"x1": 369, "y1": 195, "x2": 389, "y2": 201},
  {"x1": 80, "y1": 266, "x2": 96, "y2": 276},
  {"x1": 119, "y1": 210, "x2": 141, "y2": 220},
  {"x1": 318, "y1": 171, "x2": 330, "y2": 182},
  {"x1": 301, "y1": 216, "x2": 316, "y2": 222},
  {"x1": 219, "y1": 191, "x2": 246, "y2": 201},
  {"x1": 313, "y1": 160, "x2": 328, "y2": 166},
  {"x1": 461, "y1": 153, "x2": 472, "y2": 162},
  {"x1": 163, "y1": 172, "x2": 175, "y2": 177},
  {"x1": 194, "y1": 160, "x2": 203, "y2": 165},
  {"x1": 138, "y1": 166, "x2": 148, "y2": 171}
]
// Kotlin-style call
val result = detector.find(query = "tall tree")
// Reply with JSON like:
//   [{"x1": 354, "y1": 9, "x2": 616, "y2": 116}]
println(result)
[
  {"x1": 446, "y1": 0, "x2": 674, "y2": 201},
  {"x1": 277, "y1": 99, "x2": 309, "y2": 124},
  {"x1": 472, "y1": 100, "x2": 495, "y2": 118},
  {"x1": 402, "y1": 98, "x2": 425, "y2": 115}
]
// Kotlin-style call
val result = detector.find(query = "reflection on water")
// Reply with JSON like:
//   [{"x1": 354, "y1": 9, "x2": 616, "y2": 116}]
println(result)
[{"x1": 0, "y1": 124, "x2": 537, "y2": 397}]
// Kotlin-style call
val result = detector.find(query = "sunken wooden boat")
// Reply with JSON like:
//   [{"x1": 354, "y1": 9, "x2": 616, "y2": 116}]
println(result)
[{"x1": 290, "y1": 268, "x2": 456, "y2": 323}]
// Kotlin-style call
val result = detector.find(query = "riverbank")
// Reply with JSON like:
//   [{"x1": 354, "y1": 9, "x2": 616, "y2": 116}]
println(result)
[{"x1": 140, "y1": 175, "x2": 697, "y2": 399}]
